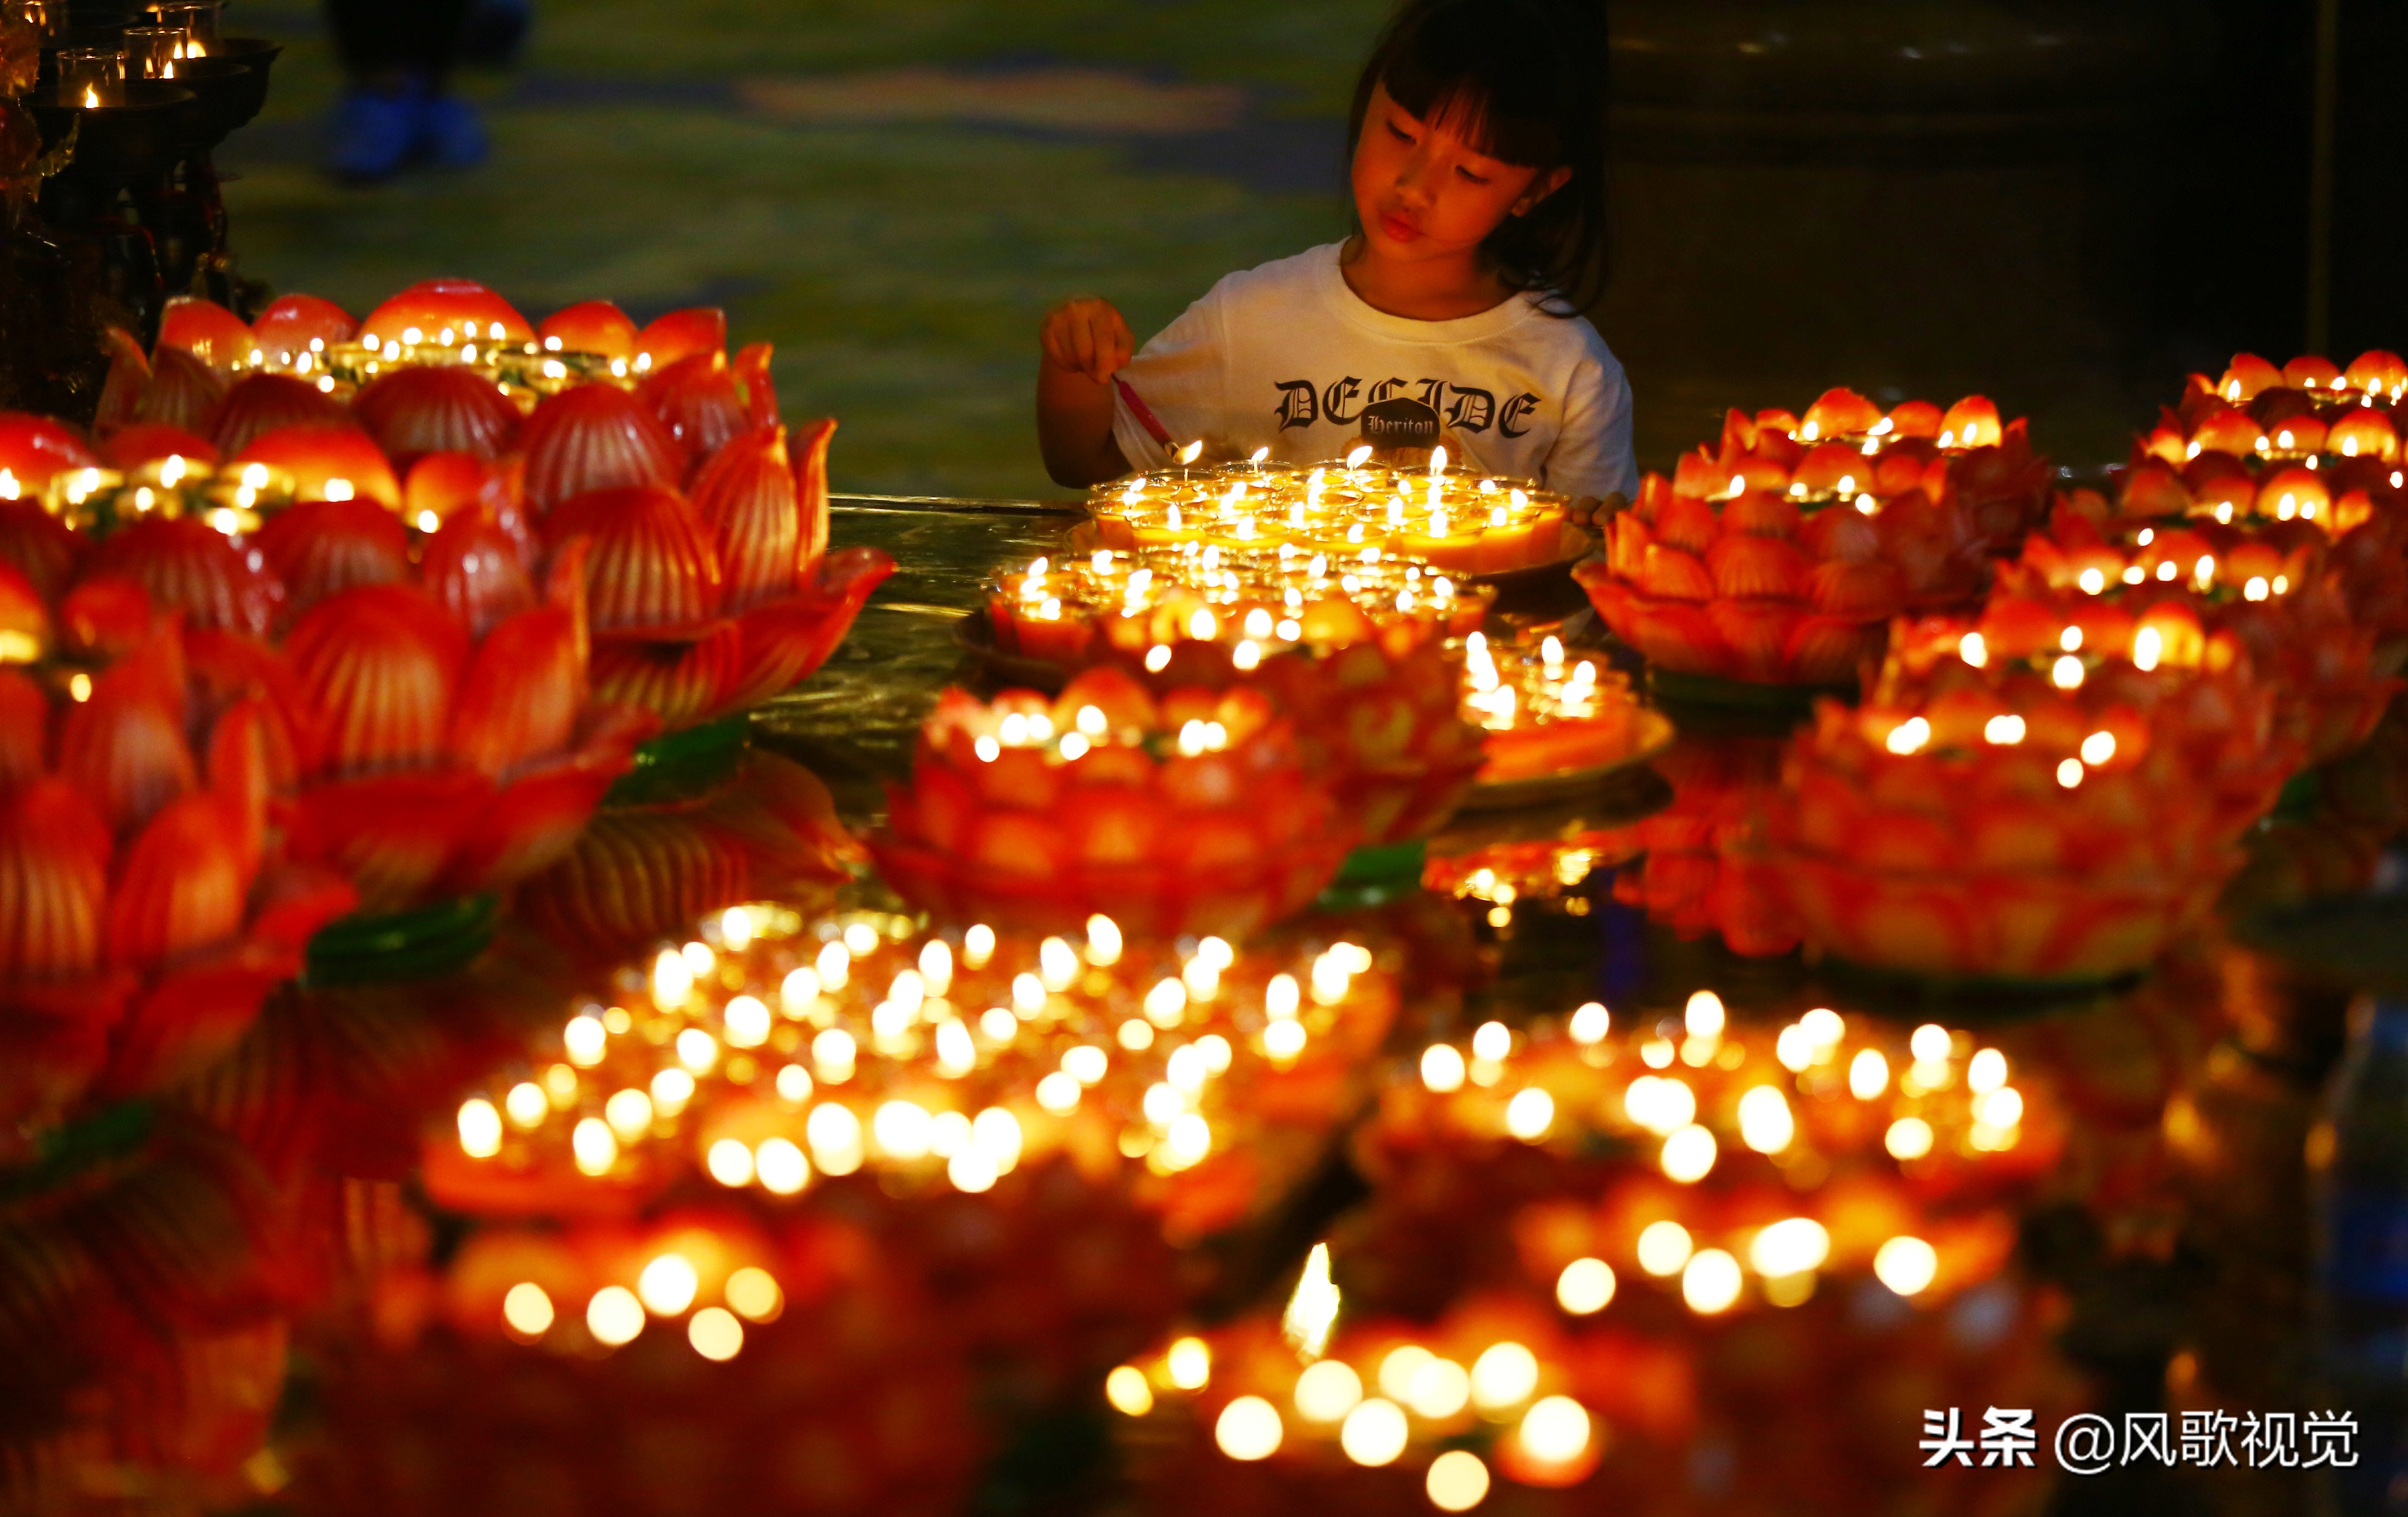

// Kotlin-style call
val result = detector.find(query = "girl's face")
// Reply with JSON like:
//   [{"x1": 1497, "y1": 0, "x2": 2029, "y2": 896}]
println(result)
[{"x1": 1351, "y1": 81, "x2": 1569, "y2": 266}]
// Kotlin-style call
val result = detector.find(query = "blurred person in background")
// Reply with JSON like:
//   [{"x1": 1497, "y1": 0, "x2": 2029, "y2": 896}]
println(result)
[{"x1": 324, "y1": 0, "x2": 528, "y2": 183}]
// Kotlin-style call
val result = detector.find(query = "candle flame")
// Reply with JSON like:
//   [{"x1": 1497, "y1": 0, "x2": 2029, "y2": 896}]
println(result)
[
  {"x1": 1179, "y1": 441, "x2": 1204, "y2": 465},
  {"x1": 1429, "y1": 446, "x2": 1448, "y2": 476},
  {"x1": 82, "y1": 85, "x2": 100, "y2": 107}
]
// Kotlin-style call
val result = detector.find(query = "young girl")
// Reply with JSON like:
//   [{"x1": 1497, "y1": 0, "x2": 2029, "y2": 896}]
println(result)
[{"x1": 1036, "y1": 0, "x2": 1632, "y2": 504}]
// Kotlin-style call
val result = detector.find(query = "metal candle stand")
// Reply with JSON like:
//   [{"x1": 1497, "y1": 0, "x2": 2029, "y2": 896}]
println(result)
[{"x1": 25, "y1": 0, "x2": 276, "y2": 334}]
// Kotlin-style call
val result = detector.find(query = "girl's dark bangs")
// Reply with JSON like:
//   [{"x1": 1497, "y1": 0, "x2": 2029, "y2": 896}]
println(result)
[{"x1": 1380, "y1": 40, "x2": 1562, "y2": 167}]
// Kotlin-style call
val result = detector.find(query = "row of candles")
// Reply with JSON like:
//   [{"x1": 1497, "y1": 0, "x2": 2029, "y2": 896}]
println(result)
[{"x1": 43, "y1": 0, "x2": 224, "y2": 107}]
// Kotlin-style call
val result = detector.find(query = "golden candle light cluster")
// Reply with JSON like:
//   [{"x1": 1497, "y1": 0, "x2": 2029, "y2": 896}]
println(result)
[
  {"x1": 436, "y1": 904, "x2": 1396, "y2": 1213},
  {"x1": 1108, "y1": 1262, "x2": 1611, "y2": 1504},
  {"x1": 1462, "y1": 631, "x2": 1653, "y2": 783},
  {"x1": 1089, "y1": 449, "x2": 1582, "y2": 573},
  {"x1": 1367, "y1": 992, "x2": 2044, "y2": 1316},
  {"x1": 988, "y1": 544, "x2": 1488, "y2": 677}
]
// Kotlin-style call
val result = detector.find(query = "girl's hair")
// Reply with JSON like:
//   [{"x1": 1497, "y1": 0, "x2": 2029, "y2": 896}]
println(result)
[{"x1": 1347, "y1": 0, "x2": 1610, "y2": 314}]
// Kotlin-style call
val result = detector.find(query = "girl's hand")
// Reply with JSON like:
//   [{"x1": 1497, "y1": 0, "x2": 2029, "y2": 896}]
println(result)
[{"x1": 1041, "y1": 297, "x2": 1133, "y2": 385}]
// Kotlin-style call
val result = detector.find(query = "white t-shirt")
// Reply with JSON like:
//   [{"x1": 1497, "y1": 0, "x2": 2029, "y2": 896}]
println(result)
[{"x1": 1111, "y1": 242, "x2": 1637, "y2": 499}]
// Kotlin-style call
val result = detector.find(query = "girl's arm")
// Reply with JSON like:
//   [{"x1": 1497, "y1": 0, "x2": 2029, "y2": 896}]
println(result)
[{"x1": 1037, "y1": 297, "x2": 1135, "y2": 487}]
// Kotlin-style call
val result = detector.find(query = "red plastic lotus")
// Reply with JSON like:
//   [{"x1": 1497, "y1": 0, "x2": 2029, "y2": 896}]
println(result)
[
  {"x1": 0, "y1": 630, "x2": 355, "y2": 1147},
  {"x1": 985, "y1": 550, "x2": 1489, "y2": 845},
  {"x1": 46, "y1": 509, "x2": 658, "y2": 912},
  {"x1": 535, "y1": 417, "x2": 894, "y2": 733},
  {"x1": 872, "y1": 667, "x2": 1355, "y2": 939},
  {"x1": 1578, "y1": 389, "x2": 2040, "y2": 687},
  {"x1": 2017, "y1": 501, "x2": 2398, "y2": 763},
  {"x1": 1757, "y1": 595, "x2": 2298, "y2": 982}
]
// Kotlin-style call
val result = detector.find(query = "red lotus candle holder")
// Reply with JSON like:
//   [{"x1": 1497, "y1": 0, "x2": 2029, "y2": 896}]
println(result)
[
  {"x1": 869, "y1": 668, "x2": 1355, "y2": 939},
  {"x1": 1756, "y1": 594, "x2": 2299, "y2": 983},
  {"x1": 985, "y1": 548, "x2": 1489, "y2": 846},
  {"x1": 1577, "y1": 389, "x2": 2043, "y2": 690},
  {"x1": 2013, "y1": 507, "x2": 2398, "y2": 763},
  {"x1": 30, "y1": 512, "x2": 657, "y2": 915},
  {"x1": 528, "y1": 412, "x2": 892, "y2": 734},
  {"x1": 0, "y1": 634, "x2": 355, "y2": 1144},
  {"x1": 15, "y1": 283, "x2": 894, "y2": 742},
  {"x1": 294, "y1": 1205, "x2": 982, "y2": 1517}
]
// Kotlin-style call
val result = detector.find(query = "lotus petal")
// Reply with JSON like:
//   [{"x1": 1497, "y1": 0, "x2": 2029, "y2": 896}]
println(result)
[
  {"x1": 0, "y1": 776, "x2": 110, "y2": 981},
  {"x1": 57, "y1": 638, "x2": 197, "y2": 837},
  {"x1": 2283, "y1": 355, "x2": 2344, "y2": 391},
  {"x1": 1707, "y1": 533, "x2": 1809, "y2": 599},
  {"x1": 1623, "y1": 600, "x2": 1730, "y2": 676},
  {"x1": 0, "y1": 500, "x2": 82, "y2": 601},
  {"x1": 283, "y1": 769, "x2": 486, "y2": 910},
  {"x1": 206, "y1": 696, "x2": 277, "y2": 885},
  {"x1": 1800, "y1": 387, "x2": 1883, "y2": 440},
  {"x1": 85, "y1": 517, "x2": 281, "y2": 636},
  {"x1": 1941, "y1": 396, "x2": 2004, "y2": 449},
  {"x1": 549, "y1": 484, "x2": 724, "y2": 630},
  {"x1": 639, "y1": 351, "x2": 748, "y2": 466},
  {"x1": 1807, "y1": 559, "x2": 1906, "y2": 617},
  {"x1": 716, "y1": 546, "x2": 896, "y2": 714},
  {"x1": 156, "y1": 296, "x2": 255, "y2": 371},
  {"x1": 0, "y1": 669, "x2": 44, "y2": 788},
  {"x1": 209, "y1": 373, "x2": 348, "y2": 458},
  {"x1": 1651, "y1": 492, "x2": 1719, "y2": 555},
  {"x1": 733, "y1": 342, "x2": 779, "y2": 428},
  {"x1": 104, "y1": 790, "x2": 245, "y2": 971},
  {"x1": 133, "y1": 347, "x2": 229, "y2": 436},
  {"x1": 1708, "y1": 597, "x2": 1803, "y2": 679},
  {"x1": 233, "y1": 422, "x2": 401, "y2": 508},
  {"x1": 254, "y1": 499, "x2": 413, "y2": 618},
  {"x1": 93, "y1": 326, "x2": 150, "y2": 436},
  {"x1": 352, "y1": 364, "x2": 522, "y2": 469},
  {"x1": 101, "y1": 944, "x2": 300, "y2": 1099},
  {"x1": 251, "y1": 293, "x2": 357, "y2": 365},
  {"x1": 637, "y1": 307, "x2": 726, "y2": 368},
  {"x1": 101, "y1": 422, "x2": 218, "y2": 471},
  {"x1": 791, "y1": 416, "x2": 834, "y2": 571},
  {"x1": 184, "y1": 627, "x2": 316, "y2": 783},
  {"x1": 589, "y1": 621, "x2": 744, "y2": 731},
  {"x1": 521, "y1": 383, "x2": 683, "y2": 513},
  {"x1": 1785, "y1": 614, "x2": 1886, "y2": 684},
  {"x1": 449, "y1": 605, "x2": 583, "y2": 776},
  {"x1": 0, "y1": 411, "x2": 99, "y2": 483},
  {"x1": 440, "y1": 709, "x2": 652, "y2": 894},
  {"x1": 421, "y1": 504, "x2": 538, "y2": 637},
  {"x1": 284, "y1": 584, "x2": 468, "y2": 778},
  {"x1": 2345, "y1": 350, "x2": 2408, "y2": 394},
  {"x1": 1636, "y1": 542, "x2": 1714, "y2": 601},
  {"x1": 516, "y1": 809, "x2": 754, "y2": 957},
  {"x1": 1723, "y1": 489, "x2": 1801, "y2": 538},
  {"x1": 358, "y1": 278, "x2": 532, "y2": 347},
  {"x1": 692, "y1": 424, "x2": 800, "y2": 611},
  {"x1": 538, "y1": 300, "x2": 638, "y2": 359}
]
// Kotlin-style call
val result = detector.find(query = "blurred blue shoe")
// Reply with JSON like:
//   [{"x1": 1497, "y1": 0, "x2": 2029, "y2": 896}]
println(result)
[
  {"x1": 326, "y1": 86, "x2": 419, "y2": 183},
  {"x1": 414, "y1": 93, "x2": 490, "y2": 170}
]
